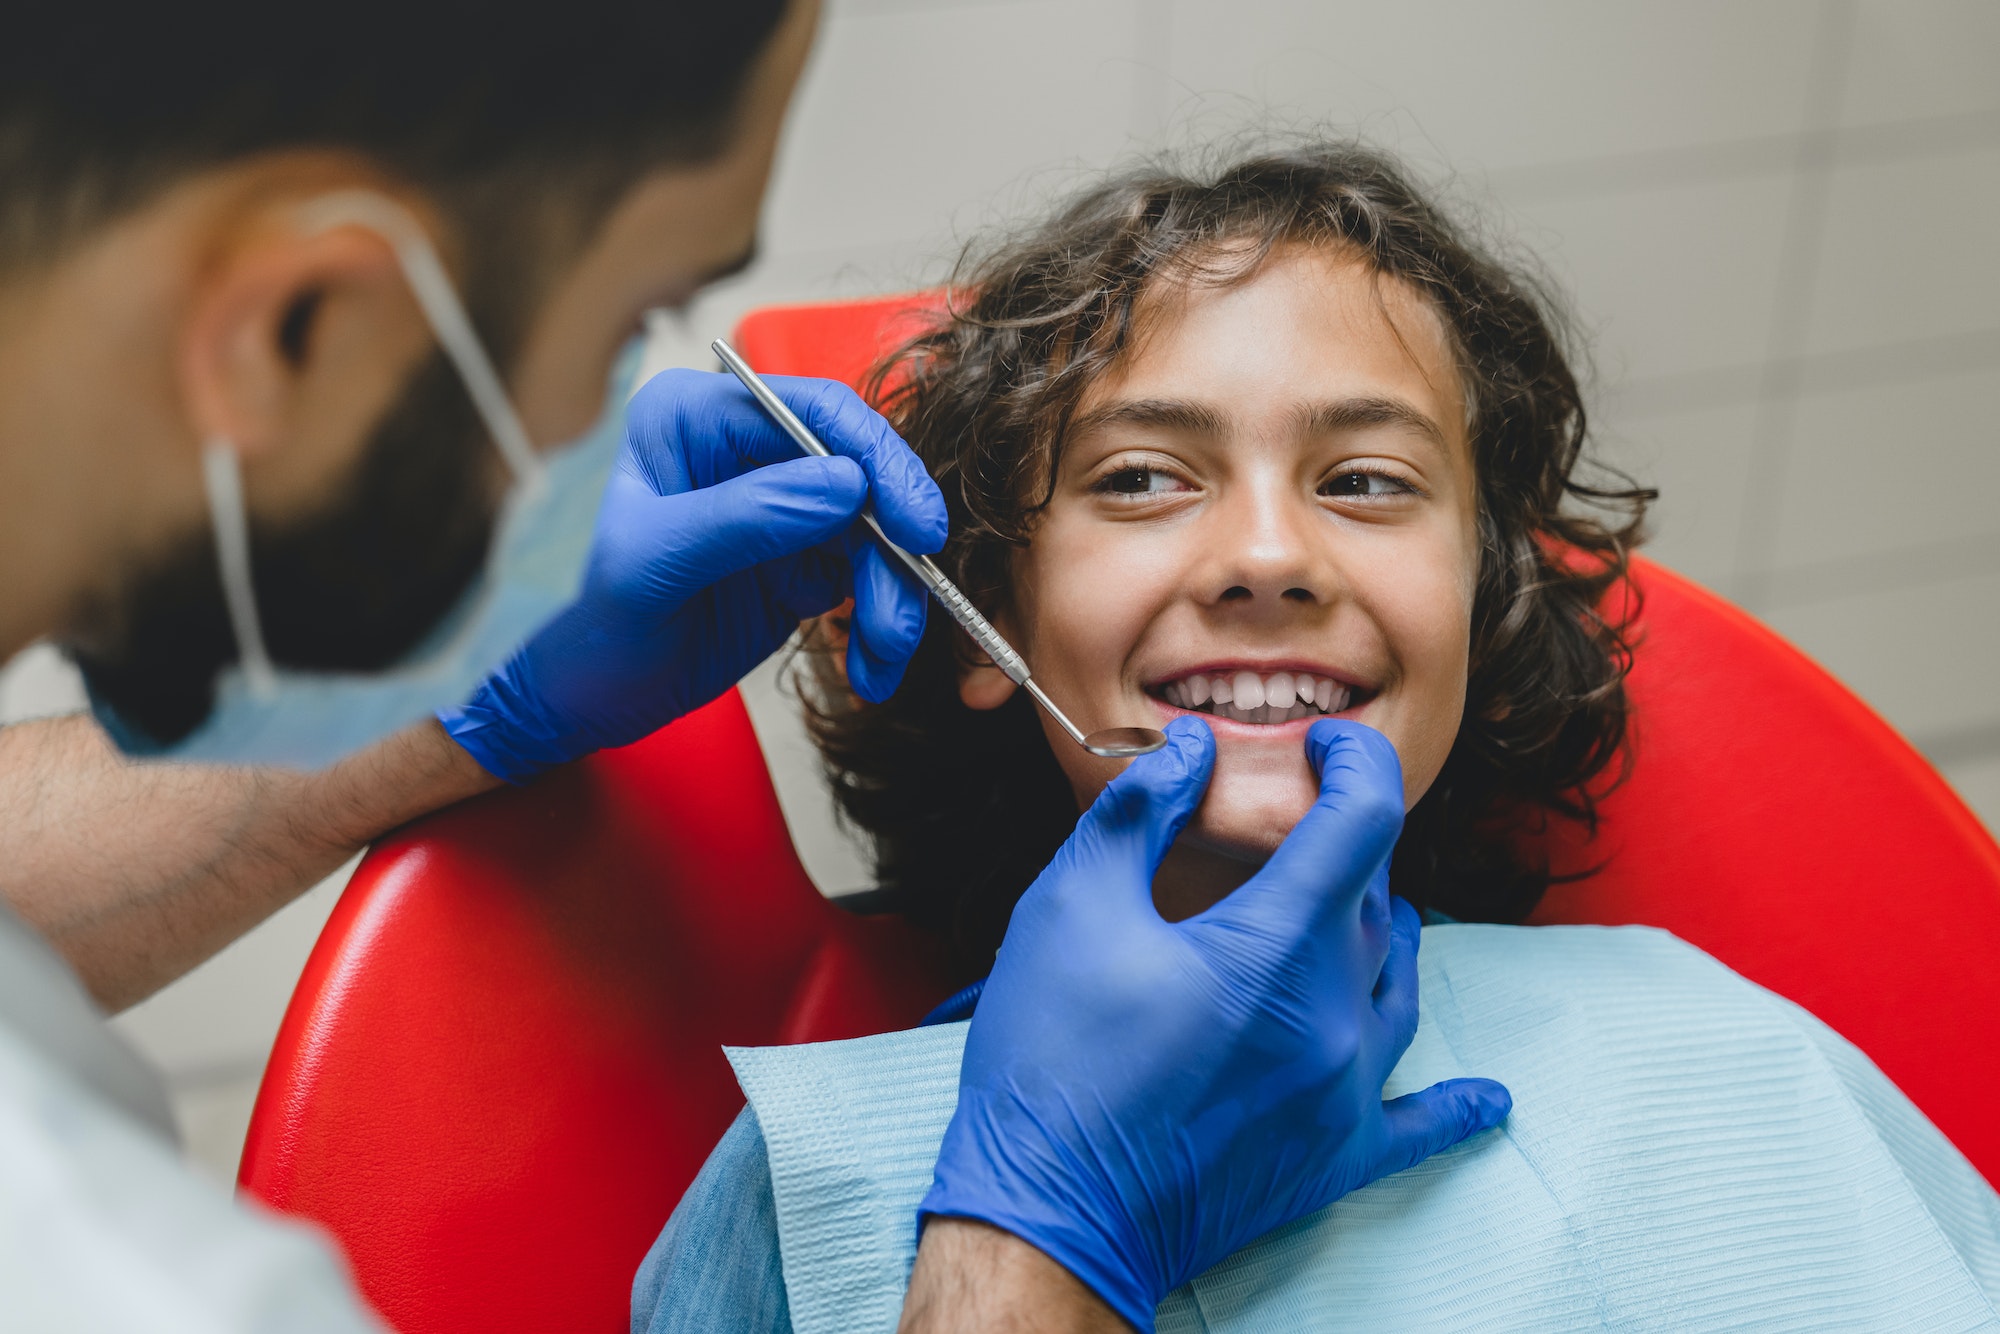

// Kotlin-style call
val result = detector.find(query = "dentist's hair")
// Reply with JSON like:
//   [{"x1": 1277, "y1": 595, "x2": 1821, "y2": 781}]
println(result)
[
  {"x1": 0, "y1": 0, "x2": 788, "y2": 347},
  {"x1": 807, "y1": 141, "x2": 1653, "y2": 965}
]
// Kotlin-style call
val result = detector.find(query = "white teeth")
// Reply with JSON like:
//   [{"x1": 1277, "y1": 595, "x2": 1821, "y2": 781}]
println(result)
[
  {"x1": 1232, "y1": 671, "x2": 1265, "y2": 710},
  {"x1": 1158, "y1": 669, "x2": 1358, "y2": 722}
]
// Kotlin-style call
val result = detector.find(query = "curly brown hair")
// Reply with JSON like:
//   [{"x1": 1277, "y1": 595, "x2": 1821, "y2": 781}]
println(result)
[{"x1": 804, "y1": 141, "x2": 1651, "y2": 968}]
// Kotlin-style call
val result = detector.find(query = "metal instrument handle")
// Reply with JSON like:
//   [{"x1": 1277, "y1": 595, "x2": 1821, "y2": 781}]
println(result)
[{"x1": 712, "y1": 338, "x2": 1031, "y2": 686}]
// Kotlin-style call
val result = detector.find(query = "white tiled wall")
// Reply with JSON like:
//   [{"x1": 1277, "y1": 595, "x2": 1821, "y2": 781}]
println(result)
[{"x1": 3, "y1": 0, "x2": 1995, "y2": 1183}]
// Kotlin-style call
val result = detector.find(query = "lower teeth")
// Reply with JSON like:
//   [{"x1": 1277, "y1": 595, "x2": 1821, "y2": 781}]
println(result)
[{"x1": 1193, "y1": 700, "x2": 1323, "y2": 724}]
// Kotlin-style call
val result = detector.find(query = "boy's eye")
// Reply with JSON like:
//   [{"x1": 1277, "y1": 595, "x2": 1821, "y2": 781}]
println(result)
[
  {"x1": 1321, "y1": 469, "x2": 1414, "y2": 498},
  {"x1": 1098, "y1": 465, "x2": 1188, "y2": 495}
]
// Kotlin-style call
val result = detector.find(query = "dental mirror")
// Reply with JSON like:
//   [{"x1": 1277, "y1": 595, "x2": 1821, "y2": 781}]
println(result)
[
  {"x1": 714, "y1": 339, "x2": 1168, "y2": 761},
  {"x1": 1079, "y1": 726, "x2": 1174, "y2": 759}
]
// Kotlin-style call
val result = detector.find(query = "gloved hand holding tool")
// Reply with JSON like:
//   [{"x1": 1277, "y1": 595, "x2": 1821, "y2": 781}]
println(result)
[
  {"x1": 922, "y1": 716, "x2": 1514, "y2": 1331},
  {"x1": 442, "y1": 368, "x2": 946, "y2": 781}
]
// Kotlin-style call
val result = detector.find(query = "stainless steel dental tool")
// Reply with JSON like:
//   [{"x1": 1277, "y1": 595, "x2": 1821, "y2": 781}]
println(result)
[{"x1": 713, "y1": 338, "x2": 1166, "y2": 760}]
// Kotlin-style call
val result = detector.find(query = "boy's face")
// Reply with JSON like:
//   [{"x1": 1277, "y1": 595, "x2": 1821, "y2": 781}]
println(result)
[{"x1": 964, "y1": 246, "x2": 1479, "y2": 885}]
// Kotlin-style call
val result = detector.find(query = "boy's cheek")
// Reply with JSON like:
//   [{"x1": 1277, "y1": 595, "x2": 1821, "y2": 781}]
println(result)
[{"x1": 1052, "y1": 737, "x2": 1160, "y2": 827}]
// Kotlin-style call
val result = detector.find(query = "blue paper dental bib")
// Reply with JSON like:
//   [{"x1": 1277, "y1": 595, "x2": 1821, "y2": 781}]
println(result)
[{"x1": 726, "y1": 926, "x2": 2000, "y2": 1334}]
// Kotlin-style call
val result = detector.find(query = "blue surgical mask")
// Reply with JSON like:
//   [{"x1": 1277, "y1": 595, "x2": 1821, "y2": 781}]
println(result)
[{"x1": 88, "y1": 190, "x2": 639, "y2": 770}]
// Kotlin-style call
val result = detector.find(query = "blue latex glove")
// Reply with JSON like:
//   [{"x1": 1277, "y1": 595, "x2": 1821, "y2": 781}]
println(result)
[
  {"x1": 441, "y1": 368, "x2": 946, "y2": 782},
  {"x1": 920, "y1": 717, "x2": 1512, "y2": 1331}
]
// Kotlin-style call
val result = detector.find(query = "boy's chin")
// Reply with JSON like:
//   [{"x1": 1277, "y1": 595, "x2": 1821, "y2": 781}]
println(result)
[{"x1": 1185, "y1": 770, "x2": 1321, "y2": 864}]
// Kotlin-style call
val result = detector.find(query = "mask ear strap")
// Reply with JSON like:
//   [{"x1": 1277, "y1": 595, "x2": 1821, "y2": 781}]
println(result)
[
  {"x1": 296, "y1": 190, "x2": 545, "y2": 496},
  {"x1": 202, "y1": 438, "x2": 278, "y2": 700}
]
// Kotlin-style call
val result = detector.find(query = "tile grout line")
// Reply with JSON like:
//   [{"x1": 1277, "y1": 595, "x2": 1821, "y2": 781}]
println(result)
[
  {"x1": 1128, "y1": 0, "x2": 1174, "y2": 146},
  {"x1": 154, "y1": 1053, "x2": 271, "y2": 1093},
  {"x1": 734, "y1": 116, "x2": 2000, "y2": 279},
  {"x1": 1486, "y1": 106, "x2": 2000, "y2": 206},
  {"x1": 1596, "y1": 325, "x2": 2000, "y2": 421},
  {"x1": 1730, "y1": 0, "x2": 1855, "y2": 616},
  {"x1": 1918, "y1": 720, "x2": 2000, "y2": 770},
  {"x1": 1755, "y1": 531, "x2": 2000, "y2": 611}
]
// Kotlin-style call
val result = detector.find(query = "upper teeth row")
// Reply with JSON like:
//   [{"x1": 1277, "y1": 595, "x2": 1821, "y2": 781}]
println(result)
[{"x1": 1161, "y1": 671, "x2": 1351, "y2": 716}]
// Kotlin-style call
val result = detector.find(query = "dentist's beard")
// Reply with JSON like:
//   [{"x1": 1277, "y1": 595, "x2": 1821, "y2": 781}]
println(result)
[{"x1": 64, "y1": 353, "x2": 500, "y2": 748}]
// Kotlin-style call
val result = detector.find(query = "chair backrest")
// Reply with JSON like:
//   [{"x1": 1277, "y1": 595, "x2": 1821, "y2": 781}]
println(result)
[
  {"x1": 239, "y1": 690, "x2": 957, "y2": 1333},
  {"x1": 243, "y1": 292, "x2": 2000, "y2": 1333}
]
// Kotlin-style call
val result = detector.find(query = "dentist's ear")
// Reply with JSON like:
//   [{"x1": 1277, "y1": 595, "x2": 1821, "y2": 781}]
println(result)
[{"x1": 175, "y1": 190, "x2": 442, "y2": 513}]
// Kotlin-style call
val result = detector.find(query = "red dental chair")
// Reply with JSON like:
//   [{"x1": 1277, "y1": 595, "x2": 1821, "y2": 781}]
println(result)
[{"x1": 240, "y1": 293, "x2": 2000, "y2": 1334}]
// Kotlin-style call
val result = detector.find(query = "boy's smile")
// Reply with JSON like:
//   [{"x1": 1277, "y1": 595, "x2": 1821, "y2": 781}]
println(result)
[
  {"x1": 1146, "y1": 662, "x2": 1370, "y2": 724},
  {"x1": 960, "y1": 244, "x2": 1480, "y2": 914}
]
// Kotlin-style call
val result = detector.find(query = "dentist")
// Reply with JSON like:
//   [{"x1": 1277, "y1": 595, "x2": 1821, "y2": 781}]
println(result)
[{"x1": 0, "y1": 2, "x2": 1505, "y2": 1328}]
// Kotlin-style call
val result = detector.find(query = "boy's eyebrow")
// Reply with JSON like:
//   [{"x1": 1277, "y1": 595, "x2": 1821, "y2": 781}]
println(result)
[
  {"x1": 1296, "y1": 397, "x2": 1450, "y2": 450},
  {"x1": 1071, "y1": 396, "x2": 1450, "y2": 452},
  {"x1": 1069, "y1": 398, "x2": 1229, "y2": 440}
]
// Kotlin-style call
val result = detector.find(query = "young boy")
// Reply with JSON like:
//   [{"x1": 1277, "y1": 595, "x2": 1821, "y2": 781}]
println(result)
[{"x1": 635, "y1": 142, "x2": 2000, "y2": 1334}]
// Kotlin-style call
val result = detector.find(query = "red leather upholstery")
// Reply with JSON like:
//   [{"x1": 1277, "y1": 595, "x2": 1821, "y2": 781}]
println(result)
[
  {"x1": 239, "y1": 691, "x2": 957, "y2": 1333},
  {"x1": 243, "y1": 291, "x2": 2000, "y2": 1333}
]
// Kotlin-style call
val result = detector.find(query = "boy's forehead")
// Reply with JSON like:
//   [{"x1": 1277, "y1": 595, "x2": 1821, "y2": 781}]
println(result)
[{"x1": 1090, "y1": 246, "x2": 1468, "y2": 446}]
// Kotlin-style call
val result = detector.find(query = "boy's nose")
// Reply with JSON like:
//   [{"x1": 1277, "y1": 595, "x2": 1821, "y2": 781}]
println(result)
[{"x1": 1200, "y1": 484, "x2": 1344, "y2": 613}]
